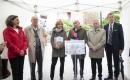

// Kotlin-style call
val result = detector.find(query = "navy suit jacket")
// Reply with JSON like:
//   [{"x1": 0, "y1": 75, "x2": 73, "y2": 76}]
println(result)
[{"x1": 104, "y1": 22, "x2": 124, "y2": 50}]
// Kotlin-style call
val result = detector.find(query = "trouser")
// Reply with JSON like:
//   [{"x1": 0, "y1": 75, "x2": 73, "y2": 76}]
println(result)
[
  {"x1": 9, "y1": 56, "x2": 25, "y2": 80},
  {"x1": 71, "y1": 55, "x2": 85, "y2": 77},
  {"x1": 91, "y1": 58, "x2": 102, "y2": 78},
  {"x1": 1, "y1": 59, "x2": 10, "y2": 79},
  {"x1": 105, "y1": 44, "x2": 120, "y2": 78},
  {"x1": 50, "y1": 57, "x2": 65, "y2": 79},
  {"x1": 30, "y1": 47, "x2": 43, "y2": 80}
]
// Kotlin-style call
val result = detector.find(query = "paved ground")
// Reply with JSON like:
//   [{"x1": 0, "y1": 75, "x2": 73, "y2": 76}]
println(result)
[{"x1": 2, "y1": 42, "x2": 130, "y2": 80}]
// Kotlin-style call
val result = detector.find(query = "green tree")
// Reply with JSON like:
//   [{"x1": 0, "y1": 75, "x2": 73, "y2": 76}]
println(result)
[
  {"x1": 82, "y1": 24, "x2": 92, "y2": 31},
  {"x1": 62, "y1": 19, "x2": 73, "y2": 32}
]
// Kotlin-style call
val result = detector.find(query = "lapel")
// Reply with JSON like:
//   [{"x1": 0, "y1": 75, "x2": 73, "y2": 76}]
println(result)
[
  {"x1": 30, "y1": 27, "x2": 35, "y2": 37},
  {"x1": 37, "y1": 27, "x2": 40, "y2": 37},
  {"x1": 106, "y1": 24, "x2": 109, "y2": 33},
  {"x1": 29, "y1": 25, "x2": 41, "y2": 36},
  {"x1": 31, "y1": 26, "x2": 41, "y2": 39},
  {"x1": 113, "y1": 22, "x2": 117, "y2": 31}
]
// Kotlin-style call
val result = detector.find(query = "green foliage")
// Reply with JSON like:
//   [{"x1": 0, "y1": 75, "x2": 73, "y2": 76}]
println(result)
[
  {"x1": 61, "y1": 11, "x2": 120, "y2": 31},
  {"x1": 62, "y1": 19, "x2": 73, "y2": 32},
  {"x1": 113, "y1": 14, "x2": 120, "y2": 23},
  {"x1": 81, "y1": 24, "x2": 92, "y2": 31},
  {"x1": 102, "y1": 18, "x2": 108, "y2": 27},
  {"x1": 111, "y1": 11, "x2": 120, "y2": 23},
  {"x1": 62, "y1": 19, "x2": 92, "y2": 32}
]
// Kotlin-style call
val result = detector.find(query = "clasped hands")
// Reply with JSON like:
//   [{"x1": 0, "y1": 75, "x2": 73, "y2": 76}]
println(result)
[{"x1": 55, "y1": 42, "x2": 63, "y2": 49}]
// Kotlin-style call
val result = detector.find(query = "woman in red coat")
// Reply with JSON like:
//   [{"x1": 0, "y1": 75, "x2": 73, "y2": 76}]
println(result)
[{"x1": 3, "y1": 15, "x2": 27, "y2": 80}]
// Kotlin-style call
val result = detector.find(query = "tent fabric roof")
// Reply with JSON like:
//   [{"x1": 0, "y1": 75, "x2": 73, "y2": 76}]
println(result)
[{"x1": 2, "y1": 0, "x2": 129, "y2": 14}]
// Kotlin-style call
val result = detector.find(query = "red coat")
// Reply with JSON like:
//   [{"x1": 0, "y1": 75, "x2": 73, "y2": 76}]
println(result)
[{"x1": 3, "y1": 26, "x2": 27, "y2": 59}]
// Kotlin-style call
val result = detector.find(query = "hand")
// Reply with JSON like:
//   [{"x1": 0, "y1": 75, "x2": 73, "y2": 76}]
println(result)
[
  {"x1": 0, "y1": 45, "x2": 4, "y2": 51},
  {"x1": 73, "y1": 33, "x2": 77, "y2": 38},
  {"x1": 20, "y1": 50, "x2": 24, "y2": 56},
  {"x1": 55, "y1": 42, "x2": 63, "y2": 49},
  {"x1": 0, "y1": 42, "x2": 6, "y2": 51},
  {"x1": 90, "y1": 48, "x2": 93, "y2": 51},
  {"x1": 71, "y1": 30, "x2": 77, "y2": 38},
  {"x1": 2, "y1": 42, "x2": 6, "y2": 46},
  {"x1": 55, "y1": 44, "x2": 60, "y2": 49},
  {"x1": 92, "y1": 47, "x2": 97, "y2": 51},
  {"x1": 59, "y1": 43, "x2": 63, "y2": 48}
]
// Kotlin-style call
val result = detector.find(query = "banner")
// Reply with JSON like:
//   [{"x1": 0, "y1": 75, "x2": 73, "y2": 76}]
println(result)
[{"x1": 65, "y1": 40, "x2": 86, "y2": 55}]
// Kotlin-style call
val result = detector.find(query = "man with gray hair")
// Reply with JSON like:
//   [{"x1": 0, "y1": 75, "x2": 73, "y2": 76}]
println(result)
[
  {"x1": 24, "y1": 16, "x2": 47, "y2": 80},
  {"x1": 68, "y1": 20, "x2": 87, "y2": 80},
  {"x1": 87, "y1": 20, "x2": 106, "y2": 80}
]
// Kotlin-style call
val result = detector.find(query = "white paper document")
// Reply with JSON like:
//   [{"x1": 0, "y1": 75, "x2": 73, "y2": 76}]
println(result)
[
  {"x1": 54, "y1": 36, "x2": 64, "y2": 43},
  {"x1": 65, "y1": 40, "x2": 86, "y2": 55}
]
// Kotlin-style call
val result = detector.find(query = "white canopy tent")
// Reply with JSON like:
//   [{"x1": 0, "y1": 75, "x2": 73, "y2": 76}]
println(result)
[
  {"x1": 1, "y1": 0, "x2": 129, "y2": 14},
  {"x1": 0, "y1": 0, "x2": 130, "y2": 80},
  {"x1": 0, "y1": 0, "x2": 130, "y2": 30}
]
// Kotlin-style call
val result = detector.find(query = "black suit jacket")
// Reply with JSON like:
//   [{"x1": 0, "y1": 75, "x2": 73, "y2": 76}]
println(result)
[{"x1": 104, "y1": 22, "x2": 124, "y2": 50}]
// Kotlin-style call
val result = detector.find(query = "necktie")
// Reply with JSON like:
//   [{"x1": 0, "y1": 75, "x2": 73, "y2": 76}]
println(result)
[
  {"x1": 33, "y1": 29, "x2": 41, "y2": 47},
  {"x1": 108, "y1": 24, "x2": 113, "y2": 45}
]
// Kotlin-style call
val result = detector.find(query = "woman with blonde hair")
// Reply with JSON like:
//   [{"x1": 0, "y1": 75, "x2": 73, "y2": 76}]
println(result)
[{"x1": 50, "y1": 20, "x2": 67, "y2": 80}]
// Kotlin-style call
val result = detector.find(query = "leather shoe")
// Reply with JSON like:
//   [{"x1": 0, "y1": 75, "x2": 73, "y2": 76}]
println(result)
[
  {"x1": 89, "y1": 77, "x2": 95, "y2": 80},
  {"x1": 99, "y1": 77, "x2": 102, "y2": 80},
  {"x1": 114, "y1": 77, "x2": 118, "y2": 80},
  {"x1": 104, "y1": 76, "x2": 113, "y2": 80}
]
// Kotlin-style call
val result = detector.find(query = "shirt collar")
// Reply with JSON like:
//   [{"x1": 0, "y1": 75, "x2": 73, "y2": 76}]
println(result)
[
  {"x1": 31, "y1": 25, "x2": 39, "y2": 31},
  {"x1": 109, "y1": 22, "x2": 114, "y2": 30},
  {"x1": 109, "y1": 22, "x2": 114, "y2": 27},
  {"x1": 92, "y1": 27, "x2": 100, "y2": 32}
]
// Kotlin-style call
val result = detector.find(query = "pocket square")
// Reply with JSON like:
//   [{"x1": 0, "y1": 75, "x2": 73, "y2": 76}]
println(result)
[{"x1": 113, "y1": 29, "x2": 118, "y2": 31}]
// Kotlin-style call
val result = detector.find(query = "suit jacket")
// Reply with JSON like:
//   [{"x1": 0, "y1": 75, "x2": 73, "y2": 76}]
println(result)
[
  {"x1": 104, "y1": 22, "x2": 124, "y2": 50},
  {"x1": 24, "y1": 25, "x2": 46, "y2": 63}
]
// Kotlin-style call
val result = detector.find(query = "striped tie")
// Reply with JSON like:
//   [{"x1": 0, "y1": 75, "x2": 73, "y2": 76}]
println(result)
[{"x1": 108, "y1": 25, "x2": 113, "y2": 45}]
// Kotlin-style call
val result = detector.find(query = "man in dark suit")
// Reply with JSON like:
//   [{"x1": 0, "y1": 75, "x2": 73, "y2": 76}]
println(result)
[{"x1": 104, "y1": 13, "x2": 124, "y2": 80}]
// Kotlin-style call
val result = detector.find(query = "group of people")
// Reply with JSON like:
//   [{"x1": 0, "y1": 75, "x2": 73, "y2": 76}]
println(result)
[
  {"x1": 0, "y1": 12, "x2": 124, "y2": 80},
  {"x1": 0, "y1": 16, "x2": 46, "y2": 80}
]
